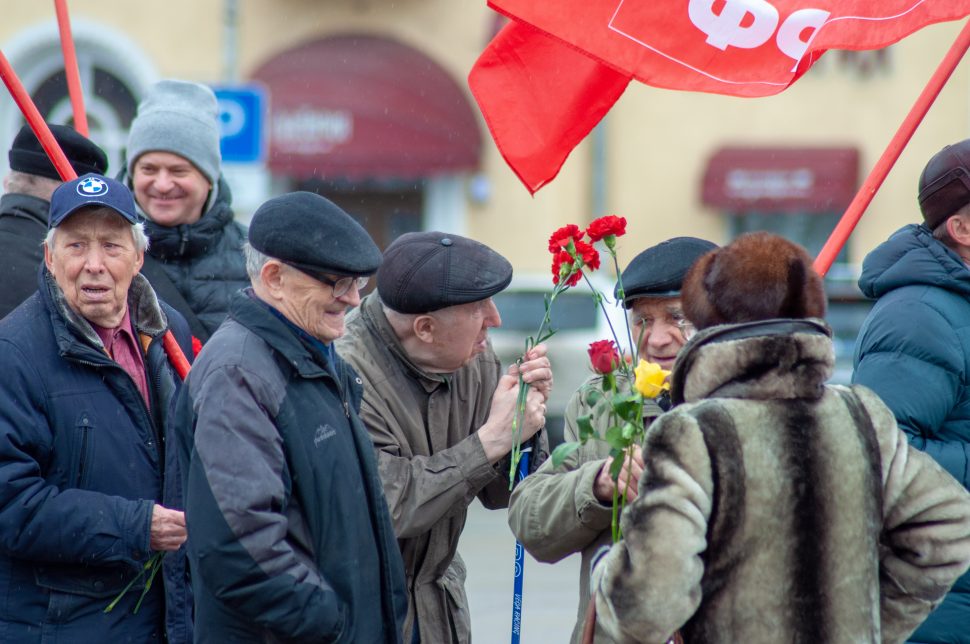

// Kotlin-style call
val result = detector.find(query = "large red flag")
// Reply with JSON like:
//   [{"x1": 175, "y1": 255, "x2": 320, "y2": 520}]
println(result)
[{"x1": 470, "y1": 0, "x2": 970, "y2": 193}]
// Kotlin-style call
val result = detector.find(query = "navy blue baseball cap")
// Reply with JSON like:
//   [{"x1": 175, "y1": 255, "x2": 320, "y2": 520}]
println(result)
[{"x1": 49, "y1": 173, "x2": 138, "y2": 229}]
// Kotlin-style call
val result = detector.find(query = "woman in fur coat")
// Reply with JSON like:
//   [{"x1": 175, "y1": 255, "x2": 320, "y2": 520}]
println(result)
[{"x1": 591, "y1": 232, "x2": 970, "y2": 644}]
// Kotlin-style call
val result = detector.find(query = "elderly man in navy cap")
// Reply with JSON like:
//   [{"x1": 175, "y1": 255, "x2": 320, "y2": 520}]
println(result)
[
  {"x1": 336, "y1": 231, "x2": 552, "y2": 644},
  {"x1": 175, "y1": 192, "x2": 407, "y2": 643},
  {"x1": 0, "y1": 174, "x2": 194, "y2": 642},
  {"x1": 508, "y1": 236, "x2": 717, "y2": 644}
]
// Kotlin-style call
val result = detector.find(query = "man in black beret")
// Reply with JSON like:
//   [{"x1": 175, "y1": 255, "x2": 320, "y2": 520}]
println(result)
[
  {"x1": 335, "y1": 231, "x2": 552, "y2": 644},
  {"x1": 174, "y1": 192, "x2": 407, "y2": 643},
  {"x1": 508, "y1": 235, "x2": 716, "y2": 644},
  {"x1": 853, "y1": 139, "x2": 970, "y2": 643},
  {"x1": 0, "y1": 123, "x2": 108, "y2": 318}
]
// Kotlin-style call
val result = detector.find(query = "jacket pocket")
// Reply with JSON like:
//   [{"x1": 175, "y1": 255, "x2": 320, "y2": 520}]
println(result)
[
  {"x1": 437, "y1": 554, "x2": 471, "y2": 644},
  {"x1": 34, "y1": 562, "x2": 133, "y2": 599},
  {"x1": 70, "y1": 413, "x2": 94, "y2": 489}
]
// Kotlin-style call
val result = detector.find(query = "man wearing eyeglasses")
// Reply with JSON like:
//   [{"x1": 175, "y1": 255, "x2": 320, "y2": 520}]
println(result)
[
  {"x1": 174, "y1": 192, "x2": 407, "y2": 642},
  {"x1": 508, "y1": 236, "x2": 716, "y2": 644},
  {"x1": 336, "y1": 231, "x2": 552, "y2": 644}
]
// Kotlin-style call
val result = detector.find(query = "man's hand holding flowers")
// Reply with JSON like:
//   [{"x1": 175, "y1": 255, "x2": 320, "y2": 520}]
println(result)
[{"x1": 479, "y1": 344, "x2": 551, "y2": 464}]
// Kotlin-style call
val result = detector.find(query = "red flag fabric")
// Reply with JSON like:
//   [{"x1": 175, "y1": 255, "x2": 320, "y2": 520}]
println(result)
[
  {"x1": 469, "y1": 21, "x2": 629, "y2": 194},
  {"x1": 469, "y1": 0, "x2": 970, "y2": 192}
]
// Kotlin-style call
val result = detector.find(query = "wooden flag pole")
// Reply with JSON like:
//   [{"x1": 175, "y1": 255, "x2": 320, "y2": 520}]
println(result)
[
  {"x1": 814, "y1": 19, "x2": 970, "y2": 276},
  {"x1": 54, "y1": 0, "x2": 89, "y2": 136}
]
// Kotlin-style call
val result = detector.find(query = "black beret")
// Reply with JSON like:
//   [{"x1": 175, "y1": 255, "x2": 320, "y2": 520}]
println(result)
[
  {"x1": 918, "y1": 139, "x2": 970, "y2": 230},
  {"x1": 617, "y1": 236, "x2": 718, "y2": 306},
  {"x1": 378, "y1": 231, "x2": 513, "y2": 314},
  {"x1": 8, "y1": 123, "x2": 108, "y2": 181},
  {"x1": 248, "y1": 191, "x2": 381, "y2": 278}
]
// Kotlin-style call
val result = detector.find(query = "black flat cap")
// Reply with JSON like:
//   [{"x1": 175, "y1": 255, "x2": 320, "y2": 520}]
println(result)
[
  {"x1": 249, "y1": 191, "x2": 381, "y2": 278},
  {"x1": 617, "y1": 236, "x2": 718, "y2": 305},
  {"x1": 378, "y1": 231, "x2": 513, "y2": 314},
  {"x1": 918, "y1": 139, "x2": 970, "y2": 230},
  {"x1": 8, "y1": 123, "x2": 108, "y2": 181}
]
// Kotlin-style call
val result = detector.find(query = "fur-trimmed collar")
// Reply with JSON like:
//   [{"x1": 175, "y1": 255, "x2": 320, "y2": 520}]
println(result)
[
  {"x1": 670, "y1": 318, "x2": 834, "y2": 405},
  {"x1": 43, "y1": 268, "x2": 170, "y2": 351}
]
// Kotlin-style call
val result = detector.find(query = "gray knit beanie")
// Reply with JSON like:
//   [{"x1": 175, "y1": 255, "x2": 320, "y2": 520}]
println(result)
[{"x1": 126, "y1": 80, "x2": 221, "y2": 185}]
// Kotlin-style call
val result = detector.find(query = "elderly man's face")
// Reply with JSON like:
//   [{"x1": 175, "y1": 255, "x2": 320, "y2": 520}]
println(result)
[
  {"x1": 630, "y1": 296, "x2": 692, "y2": 371},
  {"x1": 427, "y1": 298, "x2": 502, "y2": 372},
  {"x1": 132, "y1": 151, "x2": 211, "y2": 227},
  {"x1": 277, "y1": 265, "x2": 362, "y2": 343},
  {"x1": 44, "y1": 207, "x2": 144, "y2": 329}
]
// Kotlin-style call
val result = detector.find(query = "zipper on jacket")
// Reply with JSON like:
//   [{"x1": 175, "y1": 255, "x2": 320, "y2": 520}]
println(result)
[
  {"x1": 75, "y1": 415, "x2": 91, "y2": 488},
  {"x1": 343, "y1": 400, "x2": 350, "y2": 418}
]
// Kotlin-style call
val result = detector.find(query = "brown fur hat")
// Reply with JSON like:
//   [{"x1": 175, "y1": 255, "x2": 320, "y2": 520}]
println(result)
[{"x1": 681, "y1": 232, "x2": 826, "y2": 329}]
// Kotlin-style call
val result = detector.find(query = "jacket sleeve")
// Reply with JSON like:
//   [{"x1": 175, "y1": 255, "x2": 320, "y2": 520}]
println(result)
[
  {"x1": 854, "y1": 387, "x2": 970, "y2": 643},
  {"x1": 359, "y1": 392, "x2": 505, "y2": 539},
  {"x1": 0, "y1": 339, "x2": 153, "y2": 568},
  {"x1": 508, "y1": 388, "x2": 612, "y2": 563},
  {"x1": 591, "y1": 411, "x2": 712, "y2": 644},
  {"x1": 185, "y1": 363, "x2": 345, "y2": 641},
  {"x1": 853, "y1": 303, "x2": 970, "y2": 488}
]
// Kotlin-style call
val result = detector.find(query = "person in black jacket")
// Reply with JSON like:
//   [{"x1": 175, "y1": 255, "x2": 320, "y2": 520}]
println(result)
[
  {"x1": 0, "y1": 123, "x2": 108, "y2": 319},
  {"x1": 122, "y1": 79, "x2": 248, "y2": 343},
  {"x1": 175, "y1": 191, "x2": 407, "y2": 643},
  {"x1": 0, "y1": 174, "x2": 194, "y2": 642}
]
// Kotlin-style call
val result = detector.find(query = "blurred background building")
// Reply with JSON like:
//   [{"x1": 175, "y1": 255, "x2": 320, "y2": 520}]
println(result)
[{"x1": 4, "y1": 0, "x2": 969, "y2": 429}]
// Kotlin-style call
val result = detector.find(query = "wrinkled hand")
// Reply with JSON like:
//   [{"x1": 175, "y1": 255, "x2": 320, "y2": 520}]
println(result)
[
  {"x1": 478, "y1": 375, "x2": 547, "y2": 463},
  {"x1": 508, "y1": 343, "x2": 553, "y2": 402},
  {"x1": 593, "y1": 446, "x2": 644, "y2": 503},
  {"x1": 150, "y1": 505, "x2": 187, "y2": 552}
]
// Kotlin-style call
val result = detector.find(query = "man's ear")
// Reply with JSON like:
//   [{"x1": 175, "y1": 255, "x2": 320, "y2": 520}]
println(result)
[
  {"x1": 259, "y1": 261, "x2": 286, "y2": 300},
  {"x1": 413, "y1": 314, "x2": 436, "y2": 344},
  {"x1": 946, "y1": 212, "x2": 970, "y2": 248},
  {"x1": 43, "y1": 240, "x2": 54, "y2": 272}
]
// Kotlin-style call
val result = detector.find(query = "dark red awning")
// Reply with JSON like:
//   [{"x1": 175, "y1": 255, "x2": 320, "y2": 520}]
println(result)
[
  {"x1": 701, "y1": 147, "x2": 859, "y2": 214},
  {"x1": 251, "y1": 34, "x2": 482, "y2": 180}
]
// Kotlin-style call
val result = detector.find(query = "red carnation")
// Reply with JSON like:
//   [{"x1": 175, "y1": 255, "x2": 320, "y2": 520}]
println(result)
[
  {"x1": 551, "y1": 250, "x2": 582, "y2": 286},
  {"x1": 575, "y1": 240, "x2": 601, "y2": 272},
  {"x1": 548, "y1": 224, "x2": 584, "y2": 254},
  {"x1": 586, "y1": 215, "x2": 627, "y2": 242},
  {"x1": 588, "y1": 340, "x2": 620, "y2": 375}
]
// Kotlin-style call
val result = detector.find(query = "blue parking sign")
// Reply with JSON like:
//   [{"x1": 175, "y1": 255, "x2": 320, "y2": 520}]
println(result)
[{"x1": 213, "y1": 85, "x2": 266, "y2": 163}]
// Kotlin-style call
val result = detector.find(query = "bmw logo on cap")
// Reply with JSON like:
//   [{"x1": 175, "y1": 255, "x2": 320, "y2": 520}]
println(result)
[{"x1": 76, "y1": 176, "x2": 109, "y2": 197}]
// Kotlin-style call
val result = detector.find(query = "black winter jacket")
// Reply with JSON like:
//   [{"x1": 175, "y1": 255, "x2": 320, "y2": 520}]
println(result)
[
  {"x1": 175, "y1": 290, "x2": 407, "y2": 643},
  {"x1": 0, "y1": 193, "x2": 49, "y2": 319},
  {"x1": 0, "y1": 269, "x2": 194, "y2": 643}
]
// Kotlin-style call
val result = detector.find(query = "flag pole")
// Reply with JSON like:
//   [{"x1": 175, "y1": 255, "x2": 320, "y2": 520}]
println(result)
[
  {"x1": 53, "y1": 0, "x2": 88, "y2": 136},
  {"x1": 510, "y1": 447, "x2": 531, "y2": 644},
  {"x1": 0, "y1": 48, "x2": 191, "y2": 378},
  {"x1": 814, "y1": 19, "x2": 970, "y2": 276}
]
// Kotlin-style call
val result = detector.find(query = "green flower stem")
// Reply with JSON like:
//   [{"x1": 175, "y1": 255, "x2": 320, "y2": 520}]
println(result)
[{"x1": 103, "y1": 551, "x2": 165, "y2": 614}]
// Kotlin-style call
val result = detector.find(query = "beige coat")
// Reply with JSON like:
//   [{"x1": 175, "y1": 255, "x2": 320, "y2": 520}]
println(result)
[
  {"x1": 592, "y1": 320, "x2": 970, "y2": 643},
  {"x1": 509, "y1": 376, "x2": 663, "y2": 643},
  {"x1": 337, "y1": 293, "x2": 536, "y2": 643}
]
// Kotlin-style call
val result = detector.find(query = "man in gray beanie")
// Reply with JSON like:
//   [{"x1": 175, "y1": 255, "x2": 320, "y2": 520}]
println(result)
[
  {"x1": 124, "y1": 79, "x2": 248, "y2": 343},
  {"x1": 0, "y1": 123, "x2": 108, "y2": 318},
  {"x1": 508, "y1": 236, "x2": 717, "y2": 644}
]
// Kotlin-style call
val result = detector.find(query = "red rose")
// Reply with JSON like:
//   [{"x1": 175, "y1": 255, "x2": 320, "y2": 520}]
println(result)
[
  {"x1": 575, "y1": 240, "x2": 601, "y2": 272},
  {"x1": 588, "y1": 339, "x2": 620, "y2": 375},
  {"x1": 586, "y1": 215, "x2": 627, "y2": 242},
  {"x1": 551, "y1": 250, "x2": 582, "y2": 286},
  {"x1": 548, "y1": 224, "x2": 584, "y2": 254}
]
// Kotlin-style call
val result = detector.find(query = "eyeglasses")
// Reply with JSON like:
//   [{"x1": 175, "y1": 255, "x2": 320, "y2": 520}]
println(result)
[
  {"x1": 315, "y1": 274, "x2": 369, "y2": 298},
  {"x1": 632, "y1": 311, "x2": 695, "y2": 338}
]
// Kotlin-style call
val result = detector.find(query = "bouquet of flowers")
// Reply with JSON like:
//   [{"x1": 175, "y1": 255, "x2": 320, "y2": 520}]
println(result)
[{"x1": 509, "y1": 214, "x2": 671, "y2": 542}]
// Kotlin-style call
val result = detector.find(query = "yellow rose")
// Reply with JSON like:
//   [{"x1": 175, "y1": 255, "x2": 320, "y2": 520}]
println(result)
[{"x1": 634, "y1": 359, "x2": 670, "y2": 398}]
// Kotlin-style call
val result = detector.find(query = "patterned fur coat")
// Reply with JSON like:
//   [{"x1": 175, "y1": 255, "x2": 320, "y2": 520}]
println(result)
[{"x1": 592, "y1": 319, "x2": 970, "y2": 644}]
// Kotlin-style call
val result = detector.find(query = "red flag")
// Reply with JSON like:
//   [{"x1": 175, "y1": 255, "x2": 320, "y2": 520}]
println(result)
[
  {"x1": 470, "y1": 0, "x2": 970, "y2": 192},
  {"x1": 469, "y1": 21, "x2": 629, "y2": 194}
]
